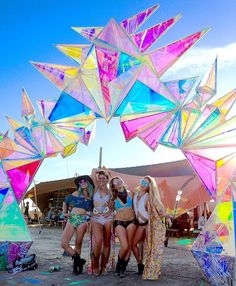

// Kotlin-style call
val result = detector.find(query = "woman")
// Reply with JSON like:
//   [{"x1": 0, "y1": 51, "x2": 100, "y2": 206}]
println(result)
[
  {"x1": 110, "y1": 176, "x2": 136, "y2": 277},
  {"x1": 132, "y1": 177, "x2": 150, "y2": 275},
  {"x1": 91, "y1": 170, "x2": 113, "y2": 276},
  {"x1": 136, "y1": 176, "x2": 170, "y2": 280},
  {"x1": 61, "y1": 175, "x2": 94, "y2": 275}
]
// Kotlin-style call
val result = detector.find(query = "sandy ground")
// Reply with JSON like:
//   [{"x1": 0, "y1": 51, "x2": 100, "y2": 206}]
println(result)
[{"x1": 0, "y1": 224, "x2": 210, "y2": 286}]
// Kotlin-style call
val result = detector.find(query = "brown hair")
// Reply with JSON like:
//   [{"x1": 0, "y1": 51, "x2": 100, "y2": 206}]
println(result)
[
  {"x1": 97, "y1": 170, "x2": 109, "y2": 180},
  {"x1": 110, "y1": 177, "x2": 126, "y2": 200}
]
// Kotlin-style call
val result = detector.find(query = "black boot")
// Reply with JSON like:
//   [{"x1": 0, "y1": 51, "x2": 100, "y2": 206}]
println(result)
[
  {"x1": 115, "y1": 256, "x2": 122, "y2": 276},
  {"x1": 120, "y1": 258, "x2": 129, "y2": 278},
  {"x1": 72, "y1": 253, "x2": 80, "y2": 275},
  {"x1": 78, "y1": 257, "x2": 86, "y2": 274},
  {"x1": 137, "y1": 263, "x2": 144, "y2": 275}
]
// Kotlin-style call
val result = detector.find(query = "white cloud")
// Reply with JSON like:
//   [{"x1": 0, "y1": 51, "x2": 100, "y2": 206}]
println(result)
[{"x1": 162, "y1": 42, "x2": 236, "y2": 80}]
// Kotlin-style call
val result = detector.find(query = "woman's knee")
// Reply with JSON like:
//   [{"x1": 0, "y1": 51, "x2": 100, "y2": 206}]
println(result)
[
  {"x1": 93, "y1": 236, "x2": 102, "y2": 246},
  {"x1": 121, "y1": 244, "x2": 129, "y2": 253},
  {"x1": 61, "y1": 240, "x2": 68, "y2": 249},
  {"x1": 103, "y1": 237, "x2": 111, "y2": 248}
]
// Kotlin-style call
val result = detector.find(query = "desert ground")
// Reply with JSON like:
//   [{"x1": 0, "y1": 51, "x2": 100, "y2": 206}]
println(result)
[{"x1": 0, "y1": 224, "x2": 210, "y2": 286}]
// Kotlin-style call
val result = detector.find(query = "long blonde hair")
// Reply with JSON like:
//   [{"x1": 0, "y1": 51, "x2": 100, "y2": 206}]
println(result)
[{"x1": 144, "y1": 175, "x2": 165, "y2": 216}]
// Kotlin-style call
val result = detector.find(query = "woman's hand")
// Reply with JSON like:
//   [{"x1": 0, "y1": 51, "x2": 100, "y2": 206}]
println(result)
[{"x1": 166, "y1": 217, "x2": 172, "y2": 226}]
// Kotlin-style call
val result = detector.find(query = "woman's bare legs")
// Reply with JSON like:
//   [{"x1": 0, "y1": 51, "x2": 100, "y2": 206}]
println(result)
[
  {"x1": 132, "y1": 225, "x2": 145, "y2": 263},
  {"x1": 75, "y1": 223, "x2": 88, "y2": 255},
  {"x1": 92, "y1": 222, "x2": 103, "y2": 275},
  {"x1": 61, "y1": 222, "x2": 76, "y2": 256},
  {"x1": 125, "y1": 223, "x2": 137, "y2": 260},
  {"x1": 115, "y1": 226, "x2": 129, "y2": 259},
  {"x1": 100, "y1": 221, "x2": 112, "y2": 273}
]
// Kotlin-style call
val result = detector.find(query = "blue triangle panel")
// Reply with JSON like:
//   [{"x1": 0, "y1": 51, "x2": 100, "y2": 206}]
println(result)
[
  {"x1": 115, "y1": 80, "x2": 175, "y2": 116},
  {"x1": 48, "y1": 92, "x2": 100, "y2": 121},
  {"x1": 0, "y1": 188, "x2": 9, "y2": 206},
  {"x1": 117, "y1": 53, "x2": 141, "y2": 77},
  {"x1": 191, "y1": 250, "x2": 234, "y2": 286}
]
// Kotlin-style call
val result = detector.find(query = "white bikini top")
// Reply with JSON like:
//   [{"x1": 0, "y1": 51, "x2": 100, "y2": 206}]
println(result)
[
  {"x1": 93, "y1": 191, "x2": 111, "y2": 214},
  {"x1": 93, "y1": 191, "x2": 110, "y2": 204},
  {"x1": 133, "y1": 192, "x2": 149, "y2": 224}
]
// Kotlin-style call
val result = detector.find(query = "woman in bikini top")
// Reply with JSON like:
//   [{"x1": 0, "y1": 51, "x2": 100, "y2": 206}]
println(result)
[
  {"x1": 110, "y1": 176, "x2": 137, "y2": 277},
  {"x1": 91, "y1": 170, "x2": 113, "y2": 276},
  {"x1": 61, "y1": 175, "x2": 94, "y2": 275}
]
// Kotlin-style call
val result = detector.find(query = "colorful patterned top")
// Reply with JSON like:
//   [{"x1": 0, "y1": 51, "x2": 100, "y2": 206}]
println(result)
[{"x1": 65, "y1": 194, "x2": 92, "y2": 211}]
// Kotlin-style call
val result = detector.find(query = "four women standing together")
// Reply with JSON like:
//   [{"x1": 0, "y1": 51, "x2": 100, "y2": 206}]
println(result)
[{"x1": 61, "y1": 171, "x2": 170, "y2": 280}]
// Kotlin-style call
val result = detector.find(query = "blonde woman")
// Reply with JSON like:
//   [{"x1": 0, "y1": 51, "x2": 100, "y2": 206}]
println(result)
[
  {"x1": 132, "y1": 178, "x2": 149, "y2": 275},
  {"x1": 134, "y1": 176, "x2": 170, "y2": 280}
]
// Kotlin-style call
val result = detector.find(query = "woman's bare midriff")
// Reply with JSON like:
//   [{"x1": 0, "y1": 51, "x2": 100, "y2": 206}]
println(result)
[
  {"x1": 70, "y1": 207, "x2": 87, "y2": 215},
  {"x1": 115, "y1": 208, "x2": 135, "y2": 221}
]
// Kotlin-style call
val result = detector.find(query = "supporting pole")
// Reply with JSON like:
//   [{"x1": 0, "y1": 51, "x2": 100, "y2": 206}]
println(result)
[
  {"x1": 33, "y1": 181, "x2": 43, "y2": 234},
  {"x1": 98, "y1": 147, "x2": 102, "y2": 168}
]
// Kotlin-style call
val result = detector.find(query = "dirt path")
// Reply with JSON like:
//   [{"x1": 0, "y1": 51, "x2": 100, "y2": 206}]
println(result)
[{"x1": 0, "y1": 225, "x2": 210, "y2": 286}]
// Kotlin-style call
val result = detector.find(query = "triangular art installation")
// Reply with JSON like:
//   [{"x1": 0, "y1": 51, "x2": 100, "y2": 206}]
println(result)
[
  {"x1": 192, "y1": 183, "x2": 235, "y2": 286},
  {"x1": 0, "y1": 188, "x2": 32, "y2": 267},
  {"x1": 0, "y1": 5, "x2": 235, "y2": 285}
]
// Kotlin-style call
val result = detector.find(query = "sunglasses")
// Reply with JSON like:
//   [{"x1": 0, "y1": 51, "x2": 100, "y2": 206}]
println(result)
[
  {"x1": 113, "y1": 179, "x2": 123, "y2": 186},
  {"x1": 79, "y1": 180, "x2": 88, "y2": 185},
  {"x1": 140, "y1": 179, "x2": 150, "y2": 187}
]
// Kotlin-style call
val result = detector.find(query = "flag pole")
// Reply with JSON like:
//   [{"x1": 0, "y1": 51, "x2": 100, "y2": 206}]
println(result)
[{"x1": 98, "y1": 147, "x2": 102, "y2": 168}]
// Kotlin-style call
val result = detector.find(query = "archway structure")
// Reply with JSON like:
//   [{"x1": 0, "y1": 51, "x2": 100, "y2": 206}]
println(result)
[{"x1": 0, "y1": 5, "x2": 235, "y2": 285}]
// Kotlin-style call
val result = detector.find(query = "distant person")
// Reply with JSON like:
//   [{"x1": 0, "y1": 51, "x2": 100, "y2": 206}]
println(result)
[
  {"x1": 110, "y1": 176, "x2": 136, "y2": 277},
  {"x1": 61, "y1": 175, "x2": 94, "y2": 275},
  {"x1": 177, "y1": 213, "x2": 191, "y2": 236},
  {"x1": 33, "y1": 209, "x2": 38, "y2": 222},
  {"x1": 24, "y1": 202, "x2": 29, "y2": 218},
  {"x1": 198, "y1": 215, "x2": 206, "y2": 230}
]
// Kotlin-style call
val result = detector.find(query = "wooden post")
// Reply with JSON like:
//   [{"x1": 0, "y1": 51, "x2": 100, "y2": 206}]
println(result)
[{"x1": 33, "y1": 181, "x2": 43, "y2": 233}]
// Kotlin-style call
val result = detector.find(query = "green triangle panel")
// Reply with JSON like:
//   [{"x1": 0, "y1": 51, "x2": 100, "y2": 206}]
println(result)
[
  {"x1": 191, "y1": 250, "x2": 234, "y2": 286},
  {"x1": 0, "y1": 189, "x2": 32, "y2": 241}
]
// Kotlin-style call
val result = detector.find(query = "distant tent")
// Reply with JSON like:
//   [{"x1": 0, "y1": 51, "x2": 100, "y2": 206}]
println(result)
[
  {"x1": 26, "y1": 159, "x2": 211, "y2": 216},
  {"x1": 107, "y1": 159, "x2": 211, "y2": 216}
]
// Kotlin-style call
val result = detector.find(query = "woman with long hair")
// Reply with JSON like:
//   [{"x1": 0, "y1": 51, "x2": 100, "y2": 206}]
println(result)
[
  {"x1": 61, "y1": 175, "x2": 94, "y2": 275},
  {"x1": 110, "y1": 176, "x2": 137, "y2": 277},
  {"x1": 138, "y1": 176, "x2": 170, "y2": 280},
  {"x1": 91, "y1": 170, "x2": 113, "y2": 276},
  {"x1": 132, "y1": 177, "x2": 150, "y2": 275}
]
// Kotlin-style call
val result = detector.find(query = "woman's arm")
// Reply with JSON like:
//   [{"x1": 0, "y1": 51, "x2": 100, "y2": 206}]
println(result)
[{"x1": 62, "y1": 202, "x2": 69, "y2": 217}]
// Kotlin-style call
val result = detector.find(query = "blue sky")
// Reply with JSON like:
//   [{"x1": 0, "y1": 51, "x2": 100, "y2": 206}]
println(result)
[{"x1": 0, "y1": 0, "x2": 236, "y2": 183}]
